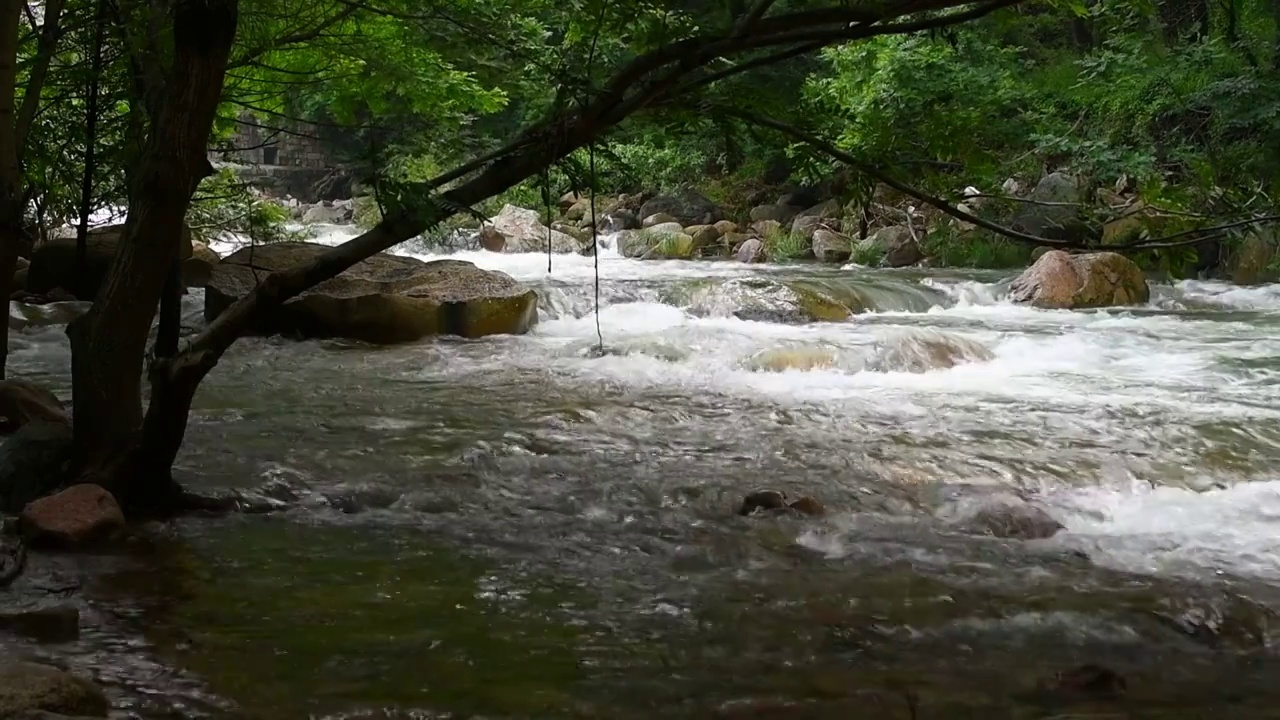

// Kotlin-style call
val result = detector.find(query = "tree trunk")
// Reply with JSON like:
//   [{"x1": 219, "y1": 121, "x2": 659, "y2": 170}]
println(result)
[
  {"x1": 67, "y1": 0, "x2": 238, "y2": 510},
  {"x1": 0, "y1": 0, "x2": 23, "y2": 380}
]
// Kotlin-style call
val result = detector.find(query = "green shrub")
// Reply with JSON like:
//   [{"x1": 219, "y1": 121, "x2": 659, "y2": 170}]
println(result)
[{"x1": 762, "y1": 226, "x2": 811, "y2": 260}]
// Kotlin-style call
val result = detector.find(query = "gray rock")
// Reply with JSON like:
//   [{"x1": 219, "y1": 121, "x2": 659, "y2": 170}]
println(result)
[
  {"x1": 598, "y1": 209, "x2": 639, "y2": 233},
  {"x1": 641, "y1": 212, "x2": 679, "y2": 228},
  {"x1": 953, "y1": 497, "x2": 1063, "y2": 540},
  {"x1": 300, "y1": 202, "x2": 352, "y2": 225},
  {"x1": 0, "y1": 422, "x2": 73, "y2": 514},
  {"x1": 205, "y1": 242, "x2": 538, "y2": 343},
  {"x1": 489, "y1": 205, "x2": 578, "y2": 253},
  {"x1": 0, "y1": 663, "x2": 108, "y2": 717},
  {"x1": 865, "y1": 226, "x2": 923, "y2": 267},
  {"x1": 645, "y1": 222, "x2": 685, "y2": 237},
  {"x1": 28, "y1": 225, "x2": 193, "y2": 300},
  {"x1": 638, "y1": 189, "x2": 724, "y2": 227},
  {"x1": 1010, "y1": 172, "x2": 1092, "y2": 242},
  {"x1": 749, "y1": 204, "x2": 799, "y2": 224},
  {"x1": 811, "y1": 229, "x2": 852, "y2": 263},
  {"x1": 735, "y1": 237, "x2": 767, "y2": 264}
]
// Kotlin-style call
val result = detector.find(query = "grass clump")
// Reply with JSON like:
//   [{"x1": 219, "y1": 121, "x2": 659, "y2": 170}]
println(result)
[{"x1": 762, "y1": 226, "x2": 811, "y2": 260}]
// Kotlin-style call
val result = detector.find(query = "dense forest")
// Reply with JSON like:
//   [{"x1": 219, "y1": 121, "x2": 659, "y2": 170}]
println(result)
[{"x1": 1, "y1": 0, "x2": 1279, "y2": 504}]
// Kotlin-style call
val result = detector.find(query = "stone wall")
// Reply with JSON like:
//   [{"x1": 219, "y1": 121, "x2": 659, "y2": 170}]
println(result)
[{"x1": 214, "y1": 114, "x2": 334, "y2": 169}]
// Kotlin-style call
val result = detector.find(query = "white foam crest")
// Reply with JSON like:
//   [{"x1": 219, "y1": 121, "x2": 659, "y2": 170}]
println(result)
[
  {"x1": 920, "y1": 277, "x2": 1003, "y2": 307},
  {"x1": 1172, "y1": 279, "x2": 1280, "y2": 311},
  {"x1": 1053, "y1": 480, "x2": 1280, "y2": 581}
]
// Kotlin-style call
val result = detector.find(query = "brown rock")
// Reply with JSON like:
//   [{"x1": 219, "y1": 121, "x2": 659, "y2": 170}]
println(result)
[
  {"x1": 750, "y1": 219, "x2": 782, "y2": 238},
  {"x1": 0, "y1": 381, "x2": 68, "y2": 435},
  {"x1": 1009, "y1": 250, "x2": 1150, "y2": 309},
  {"x1": 749, "y1": 204, "x2": 799, "y2": 225},
  {"x1": 811, "y1": 229, "x2": 852, "y2": 263},
  {"x1": 28, "y1": 224, "x2": 193, "y2": 300},
  {"x1": 205, "y1": 242, "x2": 538, "y2": 343},
  {"x1": 0, "y1": 662, "x2": 108, "y2": 717},
  {"x1": 19, "y1": 485, "x2": 125, "y2": 548},
  {"x1": 788, "y1": 496, "x2": 825, "y2": 516},
  {"x1": 713, "y1": 220, "x2": 739, "y2": 236},
  {"x1": 181, "y1": 241, "x2": 220, "y2": 289},
  {"x1": 477, "y1": 226, "x2": 506, "y2": 252},
  {"x1": 739, "y1": 490, "x2": 787, "y2": 516},
  {"x1": 686, "y1": 224, "x2": 721, "y2": 251}
]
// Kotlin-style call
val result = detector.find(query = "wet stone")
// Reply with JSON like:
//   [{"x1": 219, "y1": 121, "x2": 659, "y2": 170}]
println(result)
[
  {"x1": 0, "y1": 598, "x2": 79, "y2": 642},
  {"x1": 739, "y1": 490, "x2": 788, "y2": 516}
]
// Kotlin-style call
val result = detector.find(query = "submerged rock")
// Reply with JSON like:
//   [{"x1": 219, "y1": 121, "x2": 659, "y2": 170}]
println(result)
[
  {"x1": 866, "y1": 330, "x2": 995, "y2": 373},
  {"x1": 20, "y1": 484, "x2": 125, "y2": 548},
  {"x1": 0, "y1": 381, "x2": 68, "y2": 435},
  {"x1": 745, "y1": 346, "x2": 837, "y2": 372},
  {"x1": 205, "y1": 242, "x2": 538, "y2": 343},
  {"x1": 0, "y1": 662, "x2": 108, "y2": 717},
  {"x1": 947, "y1": 494, "x2": 1063, "y2": 540},
  {"x1": 685, "y1": 278, "x2": 854, "y2": 323},
  {"x1": 738, "y1": 490, "x2": 825, "y2": 517},
  {"x1": 1009, "y1": 250, "x2": 1150, "y2": 309},
  {"x1": 488, "y1": 205, "x2": 578, "y2": 253},
  {"x1": 0, "y1": 422, "x2": 74, "y2": 514},
  {"x1": 0, "y1": 599, "x2": 79, "y2": 643}
]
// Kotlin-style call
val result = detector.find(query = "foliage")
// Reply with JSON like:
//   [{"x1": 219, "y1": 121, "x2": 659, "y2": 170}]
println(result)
[
  {"x1": 762, "y1": 226, "x2": 811, "y2": 260},
  {"x1": 187, "y1": 168, "x2": 298, "y2": 243},
  {"x1": 922, "y1": 228, "x2": 1033, "y2": 268}
]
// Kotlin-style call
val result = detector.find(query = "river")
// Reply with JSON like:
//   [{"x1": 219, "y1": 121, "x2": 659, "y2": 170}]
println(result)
[{"x1": 4, "y1": 227, "x2": 1280, "y2": 718}]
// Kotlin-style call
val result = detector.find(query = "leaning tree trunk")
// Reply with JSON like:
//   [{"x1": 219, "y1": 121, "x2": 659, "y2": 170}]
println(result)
[
  {"x1": 66, "y1": 0, "x2": 238, "y2": 513},
  {"x1": 0, "y1": 0, "x2": 23, "y2": 379}
]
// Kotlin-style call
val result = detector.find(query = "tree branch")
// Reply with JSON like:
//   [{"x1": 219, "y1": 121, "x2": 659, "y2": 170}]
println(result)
[{"x1": 14, "y1": 0, "x2": 65, "y2": 153}]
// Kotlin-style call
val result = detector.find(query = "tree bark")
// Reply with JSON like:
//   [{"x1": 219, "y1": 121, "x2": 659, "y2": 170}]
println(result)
[
  {"x1": 0, "y1": 0, "x2": 23, "y2": 380},
  {"x1": 67, "y1": 0, "x2": 238, "y2": 510}
]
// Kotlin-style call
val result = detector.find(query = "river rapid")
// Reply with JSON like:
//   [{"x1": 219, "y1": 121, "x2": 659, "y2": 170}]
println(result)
[{"x1": 5, "y1": 226, "x2": 1280, "y2": 718}]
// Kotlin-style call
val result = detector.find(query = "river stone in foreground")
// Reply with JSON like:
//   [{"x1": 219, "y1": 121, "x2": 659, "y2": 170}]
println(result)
[
  {"x1": 205, "y1": 242, "x2": 538, "y2": 343},
  {"x1": 1009, "y1": 250, "x2": 1149, "y2": 309},
  {"x1": 0, "y1": 662, "x2": 108, "y2": 717}
]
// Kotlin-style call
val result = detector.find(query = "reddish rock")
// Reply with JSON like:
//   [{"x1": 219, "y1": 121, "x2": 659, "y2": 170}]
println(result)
[
  {"x1": 20, "y1": 485, "x2": 125, "y2": 548},
  {"x1": 477, "y1": 226, "x2": 506, "y2": 252},
  {"x1": 788, "y1": 496, "x2": 826, "y2": 516}
]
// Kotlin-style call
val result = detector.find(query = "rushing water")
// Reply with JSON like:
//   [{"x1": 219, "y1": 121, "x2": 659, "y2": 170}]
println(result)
[{"x1": 5, "y1": 226, "x2": 1280, "y2": 718}]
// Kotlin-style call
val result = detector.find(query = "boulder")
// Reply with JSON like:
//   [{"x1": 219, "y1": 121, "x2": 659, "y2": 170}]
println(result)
[
  {"x1": 550, "y1": 222, "x2": 591, "y2": 248},
  {"x1": 12, "y1": 266, "x2": 27, "y2": 292},
  {"x1": 797, "y1": 198, "x2": 841, "y2": 219},
  {"x1": 28, "y1": 224, "x2": 193, "y2": 300},
  {"x1": 557, "y1": 191, "x2": 581, "y2": 212},
  {"x1": 811, "y1": 229, "x2": 852, "y2": 263},
  {"x1": 488, "y1": 205, "x2": 578, "y2": 253},
  {"x1": 614, "y1": 230, "x2": 651, "y2": 259},
  {"x1": 735, "y1": 237, "x2": 767, "y2": 264},
  {"x1": 20, "y1": 484, "x2": 125, "y2": 548},
  {"x1": 1010, "y1": 172, "x2": 1092, "y2": 242},
  {"x1": 638, "y1": 189, "x2": 724, "y2": 227},
  {"x1": 864, "y1": 226, "x2": 922, "y2": 267},
  {"x1": 300, "y1": 201, "x2": 352, "y2": 225},
  {"x1": 0, "y1": 422, "x2": 73, "y2": 514},
  {"x1": 0, "y1": 381, "x2": 68, "y2": 435},
  {"x1": 790, "y1": 214, "x2": 832, "y2": 242},
  {"x1": 641, "y1": 212, "x2": 679, "y2": 229},
  {"x1": 750, "y1": 219, "x2": 782, "y2": 238},
  {"x1": 1009, "y1": 250, "x2": 1150, "y2": 309},
  {"x1": 182, "y1": 240, "x2": 220, "y2": 289},
  {"x1": 645, "y1": 221, "x2": 685, "y2": 237},
  {"x1": 738, "y1": 490, "x2": 825, "y2": 517},
  {"x1": 1224, "y1": 228, "x2": 1277, "y2": 285},
  {"x1": 598, "y1": 209, "x2": 639, "y2": 233},
  {"x1": 641, "y1": 233, "x2": 695, "y2": 260},
  {"x1": 749, "y1": 204, "x2": 798, "y2": 224},
  {"x1": 713, "y1": 220, "x2": 739, "y2": 235},
  {"x1": 685, "y1": 225, "x2": 721, "y2": 252},
  {"x1": 206, "y1": 243, "x2": 538, "y2": 342},
  {"x1": 0, "y1": 663, "x2": 108, "y2": 717},
  {"x1": 476, "y1": 226, "x2": 506, "y2": 252},
  {"x1": 777, "y1": 187, "x2": 824, "y2": 209}
]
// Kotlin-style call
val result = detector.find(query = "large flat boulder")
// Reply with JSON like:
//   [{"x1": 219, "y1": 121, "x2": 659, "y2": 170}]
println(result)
[
  {"x1": 204, "y1": 242, "x2": 538, "y2": 343},
  {"x1": 28, "y1": 224, "x2": 193, "y2": 300},
  {"x1": 1009, "y1": 250, "x2": 1149, "y2": 309}
]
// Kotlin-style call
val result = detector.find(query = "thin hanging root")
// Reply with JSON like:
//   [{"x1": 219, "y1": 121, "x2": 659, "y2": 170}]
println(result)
[{"x1": 589, "y1": 140, "x2": 603, "y2": 353}]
